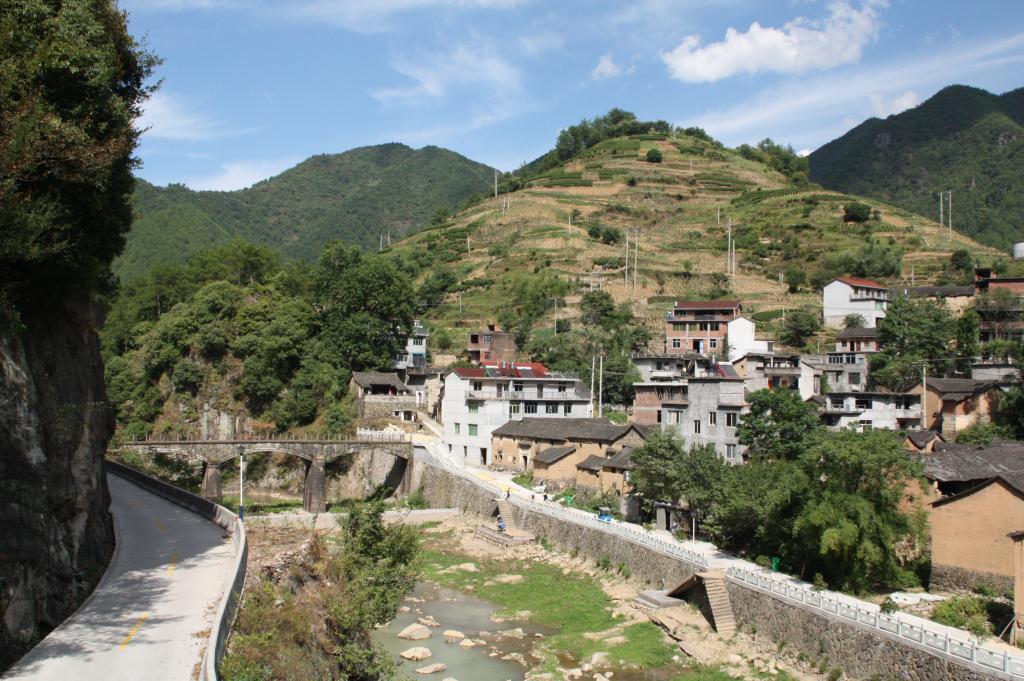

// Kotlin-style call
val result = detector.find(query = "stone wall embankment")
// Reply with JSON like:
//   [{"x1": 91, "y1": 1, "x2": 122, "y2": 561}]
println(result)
[
  {"x1": 419, "y1": 465, "x2": 1015, "y2": 681},
  {"x1": 931, "y1": 563, "x2": 1014, "y2": 596}
]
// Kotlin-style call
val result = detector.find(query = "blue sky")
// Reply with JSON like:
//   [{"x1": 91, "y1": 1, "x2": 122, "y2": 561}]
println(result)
[{"x1": 126, "y1": 0, "x2": 1024, "y2": 191}]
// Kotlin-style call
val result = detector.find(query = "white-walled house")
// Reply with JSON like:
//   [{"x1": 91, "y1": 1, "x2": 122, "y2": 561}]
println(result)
[
  {"x1": 732, "y1": 353, "x2": 820, "y2": 400},
  {"x1": 823, "y1": 327, "x2": 880, "y2": 392},
  {"x1": 660, "y1": 373, "x2": 748, "y2": 463},
  {"x1": 818, "y1": 391, "x2": 921, "y2": 431},
  {"x1": 725, "y1": 316, "x2": 774, "y2": 361},
  {"x1": 394, "y1": 320, "x2": 428, "y2": 370},
  {"x1": 823, "y1": 277, "x2": 890, "y2": 329},
  {"x1": 441, "y1": 362, "x2": 591, "y2": 465}
]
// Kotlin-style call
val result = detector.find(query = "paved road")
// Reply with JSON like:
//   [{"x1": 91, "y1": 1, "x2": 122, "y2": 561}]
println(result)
[{"x1": 4, "y1": 474, "x2": 235, "y2": 681}]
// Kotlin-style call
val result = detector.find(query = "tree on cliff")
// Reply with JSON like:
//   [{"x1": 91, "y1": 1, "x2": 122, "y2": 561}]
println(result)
[{"x1": 0, "y1": 0, "x2": 158, "y2": 326}]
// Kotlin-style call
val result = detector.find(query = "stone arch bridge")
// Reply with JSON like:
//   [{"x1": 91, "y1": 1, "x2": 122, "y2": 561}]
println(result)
[{"x1": 118, "y1": 432, "x2": 414, "y2": 512}]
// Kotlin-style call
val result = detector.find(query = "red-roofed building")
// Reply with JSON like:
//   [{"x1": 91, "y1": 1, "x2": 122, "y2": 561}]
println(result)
[
  {"x1": 664, "y1": 300, "x2": 742, "y2": 356},
  {"x1": 823, "y1": 277, "x2": 890, "y2": 329},
  {"x1": 441, "y1": 361, "x2": 592, "y2": 465}
]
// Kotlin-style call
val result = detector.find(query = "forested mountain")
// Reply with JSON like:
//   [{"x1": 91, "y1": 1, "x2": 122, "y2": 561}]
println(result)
[
  {"x1": 117, "y1": 143, "x2": 494, "y2": 280},
  {"x1": 809, "y1": 85, "x2": 1024, "y2": 250}
]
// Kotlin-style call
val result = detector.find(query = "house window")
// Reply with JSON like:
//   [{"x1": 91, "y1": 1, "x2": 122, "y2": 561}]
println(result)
[
  {"x1": 671, "y1": 338, "x2": 681, "y2": 349},
  {"x1": 710, "y1": 322, "x2": 720, "y2": 331},
  {"x1": 558, "y1": 382, "x2": 567, "y2": 393},
  {"x1": 709, "y1": 412, "x2": 717, "y2": 426},
  {"x1": 699, "y1": 322, "x2": 709, "y2": 331},
  {"x1": 563, "y1": 402, "x2": 571, "y2": 415},
  {"x1": 855, "y1": 398, "x2": 870, "y2": 410},
  {"x1": 726, "y1": 444, "x2": 737, "y2": 460},
  {"x1": 472, "y1": 381, "x2": 483, "y2": 391},
  {"x1": 859, "y1": 420, "x2": 873, "y2": 431},
  {"x1": 513, "y1": 381, "x2": 524, "y2": 392},
  {"x1": 725, "y1": 412, "x2": 738, "y2": 427},
  {"x1": 693, "y1": 419, "x2": 701, "y2": 434},
  {"x1": 656, "y1": 410, "x2": 662, "y2": 424},
  {"x1": 849, "y1": 373, "x2": 861, "y2": 385},
  {"x1": 710, "y1": 339, "x2": 718, "y2": 349},
  {"x1": 468, "y1": 424, "x2": 478, "y2": 436},
  {"x1": 510, "y1": 402, "x2": 521, "y2": 415},
  {"x1": 546, "y1": 403, "x2": 558, "y2": 414},
  {"x1": 413, "y1": 338, "x2": 424, "y2": 346},
  {"x1": 468, "y1": 401, "x2": 479, "y2": 413},
  {"x1": 484, "y1": 334, "x2": 493, "y2": 343},
  {"x1": 831, "y1": 397, "x2": 845, "y2": 410},
  {"x1": 454, "y1": 423, "x2": 461, "y2": 435},
  {"x1": 525, "y1": 402, "x2": 538, "y2": 414}
]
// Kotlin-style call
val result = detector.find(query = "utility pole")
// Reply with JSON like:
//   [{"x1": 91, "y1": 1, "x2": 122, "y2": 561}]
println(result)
[
  {"x1": 494, "y1": 170, "x2": 498, "y2": 199},
  {"x1": 939, "y1": 191, "x2": 943, "y2": 229},
  {"x1": 727, "y1": 220, "x2": 733, "y2": 276},
  {"x1": 633, "y1": 229, "x2": 639, "y2": 293},
  {"x1": 379, "y1": 234, "x2": 383, "y2": 252},
  {"x1": 948, "y1": 190, "x2": 953, "y2": 242},
  {"x1": 624, "y1": 229, "x2": 630, "y2": 289},
  {"x1": 590, "y1": 356, "x2": 596, "y2": 417},
  {"x1": 598, "y1": 354, "x2": 604, "y2": 417},
  {"x1": 717, "y1": 206, "x2": 721, "y2": 226},
  {"x1": 921, "y1": 361, "x2": 928, "y2": 429},
  {"x1": 237, "y1": 444, "x2": 245, "y2": 521}
]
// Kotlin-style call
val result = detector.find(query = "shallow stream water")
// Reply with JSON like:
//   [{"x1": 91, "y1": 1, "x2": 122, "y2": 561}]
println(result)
[{"x1": 373, "y1": 581, "x2": 549, "y2": 680}]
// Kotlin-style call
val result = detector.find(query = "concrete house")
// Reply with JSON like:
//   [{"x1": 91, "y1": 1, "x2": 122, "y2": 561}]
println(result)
[
  {"x1": 489, "y1": 417, "x2": 645, "y2": 480},
  {"x1": 725, "y1": 316, "x2": 774, "y2": 360},
  {"x1": 823, "y1": 277, "x2": 889, "y2": 329},
  {"x1": 664, "y1": 300, "x2": 742, "y2": 356},
  {"x1": 909, "y1": 378, "x2": 1005, "y2": 438},
  {"x1": 466, "y1": 324, "x2": 517, "y2": 364},
  {"x1": 817, "y1": 391, "x2": 921, "y2": 432},
  {"x1": 661, "y1": 371, "x2": 747, "y2": 463},
  {"x1": 823, "y1": 327, "x2": 879, "y2": 392},
  {"x1": 394, "y1": 319, "x2": 428, "y2": 370},
  {"x1": 732, "y1": 352, "x2": 820, "y2": 400},
  {"x1": 349, "y1": 372, "x2": 416, "y2": 421},
  {"x1": 441, "y1": 362, "x2": 590, "y2": 465},
  {"x1": 630, "y1": 353, "x2": 718, "y2": 426}
]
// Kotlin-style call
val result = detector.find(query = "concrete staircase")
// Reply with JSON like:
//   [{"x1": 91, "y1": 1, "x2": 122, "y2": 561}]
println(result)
[
  {"x1": 495, "y1": 498, "x2": 516, "y2": 528},
  {"x1": 701, "y1": 571, "x2": 736, "y2": 636}
]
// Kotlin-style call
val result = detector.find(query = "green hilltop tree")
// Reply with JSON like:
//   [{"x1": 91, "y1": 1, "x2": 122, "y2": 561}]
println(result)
[
  {"x1": 870, "y1": 296, "x2": 956, "y2": 390},
  {"x1": 737, "y1": 389, "x2": 823, "y2": 462}
]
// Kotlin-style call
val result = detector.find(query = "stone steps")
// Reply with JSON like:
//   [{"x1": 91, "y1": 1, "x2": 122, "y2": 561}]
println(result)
[
  {"x1": 702, "y1": 573, "x2": 736, "y2": 636},
  {"x1": 495, "y1": 499, "x2": 516, "y2": 528}
]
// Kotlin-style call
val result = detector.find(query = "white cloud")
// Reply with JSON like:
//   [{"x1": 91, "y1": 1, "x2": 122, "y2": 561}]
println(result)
[
  {"x1": 661, "y1": 1, "x2": 885, "y2": 83},
  {"x1": 869, "y1": 90, "x2": 920, "y2": 117},
  {"x1": 138, "y1": 92, "x2": 235, "y2": 140},
  {"x1": 518, "y1": 30, "x2": 564, "y2": 57},
  {"x1": 186, "y1": 157, "x2": 300, "y2": 191},
  {"x1": 683, "y1": 31, "x2": 1024, "y2": 147},
  {"x1": 797, "y1": 148, "x2": 812, "y2": 157},
  {"x1": 590, "y1": 53, "x2": 623, "y2": 81},
  {"x1": 371, "y1": 44, "x2": 522, "y2": 103}
]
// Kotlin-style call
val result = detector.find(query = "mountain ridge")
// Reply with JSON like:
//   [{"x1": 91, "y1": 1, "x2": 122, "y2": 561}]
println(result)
[
  {"x1": 118, "y1": 143, "x2": 495, "y2": 280},
  {"x1": 809, "y1": 84, "x2": 1024, "y2": 250}
]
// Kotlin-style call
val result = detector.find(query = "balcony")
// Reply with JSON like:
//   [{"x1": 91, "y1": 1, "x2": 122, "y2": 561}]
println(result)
[
  {"x1": 765, "y1": 366, "x2": 801, "y2": 376},
  {"x1": 466, "y1": 389, "x2": 587, "y2": 401}
]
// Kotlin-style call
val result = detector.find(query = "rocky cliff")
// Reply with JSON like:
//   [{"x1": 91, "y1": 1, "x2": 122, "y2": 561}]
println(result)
[{"x1": 0, "y1": 302, "x2": 115, "y2": 669}]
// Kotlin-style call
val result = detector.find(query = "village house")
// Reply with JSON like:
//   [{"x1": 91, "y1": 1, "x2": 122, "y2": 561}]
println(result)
[
  {"x1": 661, "y1": 372, "x2": 747, "y2": 462},
  {"x1": 920, "y1": 441, "x2": 1024, "y2": 592},
  {"x1": 664, "y1": 300, "x2": 742, "y2": 356},
  {"x1": 822, "y1": 327, "x2": 880, "y2": 392},
  {"x1": 823, "y1": 276, "x2": 890, "y2": 329},
  {"x1": 974, "y1": 267, "x2": 1024, "y2": 343},
  {"x1": 891, "y1": 285, "x2": 975, "y2": 315},
  {"x1": 489, "y1": 417, "x2": 645, "y2": 480},
  {"x1": 630, "y1": 353, "x2": 718, "y2": 426},
  {"x1": 394, "y1": 319, "x2": 428, "y2": 370},
  {"x1": 904, "y1": 429, "x2": 945, "y2": 453},
  {"x1": 815, "y1": 390, "x2": 921, "y2": 432},
  {"x1": 441, "y1": 361, "x2": 590, "y2": 465},
  {"x1": 909, "y1": 377, "x2": 1006, "y2": 438},
  {"x1": 399, "y1": 366, "x2": 444, "y2": 418},
  {"x1": 466, "y1": 324, "x2": 518, "y2": 364},
  {"x1": 732, "y1": 352, "x2": 820, "y2": 399},
  {"x1": 349, "y1": 371, "x2": 416, "y2": 422},
  {"x1": 724, "y1": 315, "x2": 775, "y2": 360}
]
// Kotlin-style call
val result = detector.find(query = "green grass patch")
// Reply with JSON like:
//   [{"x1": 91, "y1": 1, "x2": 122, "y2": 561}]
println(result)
[
  {"x1": 512, "y1": 471, "x2": 534, "y2": 488},
  {"x1": 544, "y1": 178, "x2": 594, "y2": 187},
  {"x1": 221, "y1": 495, "x2": 303, "y2": 515}
]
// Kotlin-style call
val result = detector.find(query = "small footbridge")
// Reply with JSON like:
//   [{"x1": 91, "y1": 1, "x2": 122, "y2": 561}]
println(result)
[{"x1": 117, "y1": 429, "x2": 414, "y2": 512}]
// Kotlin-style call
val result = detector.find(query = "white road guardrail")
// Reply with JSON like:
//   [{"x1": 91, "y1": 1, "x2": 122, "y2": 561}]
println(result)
[{"x1": 421, "y1": 443, "x2": 1024, "y2": 678}]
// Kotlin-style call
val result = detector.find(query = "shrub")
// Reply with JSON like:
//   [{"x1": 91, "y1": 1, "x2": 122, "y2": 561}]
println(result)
[
  {"x1": 843, "y1": 202, "x2": 872, "y2": 223},
  {"x1": 596, "y1": 555, "x2": 612, "y2": 571},
  {"x1": 646, "y1": 148, "x2": 663, "y2": 163},
  {"x1": 931, "y1": 596, "x2": 993, "y2": 638},
  {"x1": 616, "y1": 562, "x2": 631, "y2": 578}
]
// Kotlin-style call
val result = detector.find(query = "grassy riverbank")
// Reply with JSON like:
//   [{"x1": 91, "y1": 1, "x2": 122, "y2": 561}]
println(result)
[{"x1": 419, "y1": 525, "x2": 795, "y2": 681}]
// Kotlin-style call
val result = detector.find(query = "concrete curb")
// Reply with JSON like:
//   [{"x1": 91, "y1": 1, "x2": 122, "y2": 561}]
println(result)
[{"x1": 104, "y1": 461, "x2": 247, "y2": 681}]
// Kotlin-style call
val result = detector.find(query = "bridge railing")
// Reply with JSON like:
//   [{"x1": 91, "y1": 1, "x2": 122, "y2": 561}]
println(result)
[
  {"x1": 121, "y1": 428, "x2": 410, "y2": 445},
  {"x1": 104, "y1": 460, "x2": 247, "y2": 681}
]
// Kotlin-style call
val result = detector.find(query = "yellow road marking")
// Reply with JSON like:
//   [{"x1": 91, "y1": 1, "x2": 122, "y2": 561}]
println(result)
[
  {"x1": 118, "y1": 614, "x2": 149, "y2": 650},
  {"x1": 167, "y1": 553, "x2": 178, "y2": 577},
  {"x1": 153, "y1": 518, "x2": 166, "y2": 532}
]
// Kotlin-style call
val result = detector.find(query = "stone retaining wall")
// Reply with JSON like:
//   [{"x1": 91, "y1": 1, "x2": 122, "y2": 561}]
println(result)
[
  {"x1": 420, "y1": 465, "x2": 1009, "y2": 681},
  {"x1": 932, "y1": 563, "x2": 1014, "y2": 597}
]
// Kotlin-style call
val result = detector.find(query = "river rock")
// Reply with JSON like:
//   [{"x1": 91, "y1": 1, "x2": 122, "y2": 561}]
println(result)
[
  {"x1": 594, "y1": 674, "x2": 609, "y2": 681},
  {"x1": 451, "y1": 562, "x2": 478, "y2": 572},
  {"x1": 727, "y1": 654, "x2": 743, "y2": 665},
  {"x1": 398, "y1": 623, "x2": 431, "y2": 640},
  {"x1": 400, "y1": 647, "x2": 432, "y2": 661},
  {"x1": 458, "y1": 638, "x2": 476, "y2": 648},
  {"x1": 590, "y1": 652, "x2": 610, "y2": 667},
  {"x1": 499, "y1": 627, "x2": 525, "y2": 638},
  {"x1": 442, "y1": 629, "x2": 465, "y2": 643},
  {"x1": 418, "y1": 615, "x2": 440, "y2": 627},
  {"x1": 565, "y1": 668, "x2": 582, "y2": 679},
  {"x1": 415, "y1": 662, "x2": 447, "y2": 674},
  {"x1": 494, "y1": 574, "x2": 524, "y2": 584},
  {"x1": 581, "y1": 662, "x2": 593, "y2": 672}
]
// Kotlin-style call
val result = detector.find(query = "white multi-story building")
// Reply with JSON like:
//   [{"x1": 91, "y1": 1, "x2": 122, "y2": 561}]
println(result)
[
  {"x1": 725, "y1": 316, "x2": 774, "y2": 360},
  {"x1": 441, "y1": 361, "x2": 591, "y2": 465},
  {"x1": 823, "y1": 277, "x2": 890, "y2": 329},
  {"x1": 394, "y1": 320, "x2": 428, "y2": 370},
  {"x1": 732, "y1": 352, "x2": 820, "y2": 400},
  {"x1": 660, "y1": 373, "x2": 748, "y2": 463},
  {"x1": 818, "y1": 391, "x2": 921, "y2": 432}
]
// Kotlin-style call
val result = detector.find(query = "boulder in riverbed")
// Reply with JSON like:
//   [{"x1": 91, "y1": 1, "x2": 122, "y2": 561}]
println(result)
[
  {"x1": 415, "y1": 662, "x2": 447, "y2": 674},
  {"x1": 442, "y1": 629, "x2": 465, "y2": 643},
  {"x1": 397, "y1": 623, "x2": 431, "y2": 640},
  {"x1": 400, "y1": 647, "x2": 432, "y2": 661}
]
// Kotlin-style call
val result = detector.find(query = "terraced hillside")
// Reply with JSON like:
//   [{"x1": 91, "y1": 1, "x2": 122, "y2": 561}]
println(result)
[{"x1": 386, "y1": 131, "x2": 1000, "y2": 348}]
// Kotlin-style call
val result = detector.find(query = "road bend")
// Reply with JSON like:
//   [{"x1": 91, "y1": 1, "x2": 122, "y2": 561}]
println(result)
[{"x1": 4, "y1": 473, "x2": 235, "y2": 681}]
